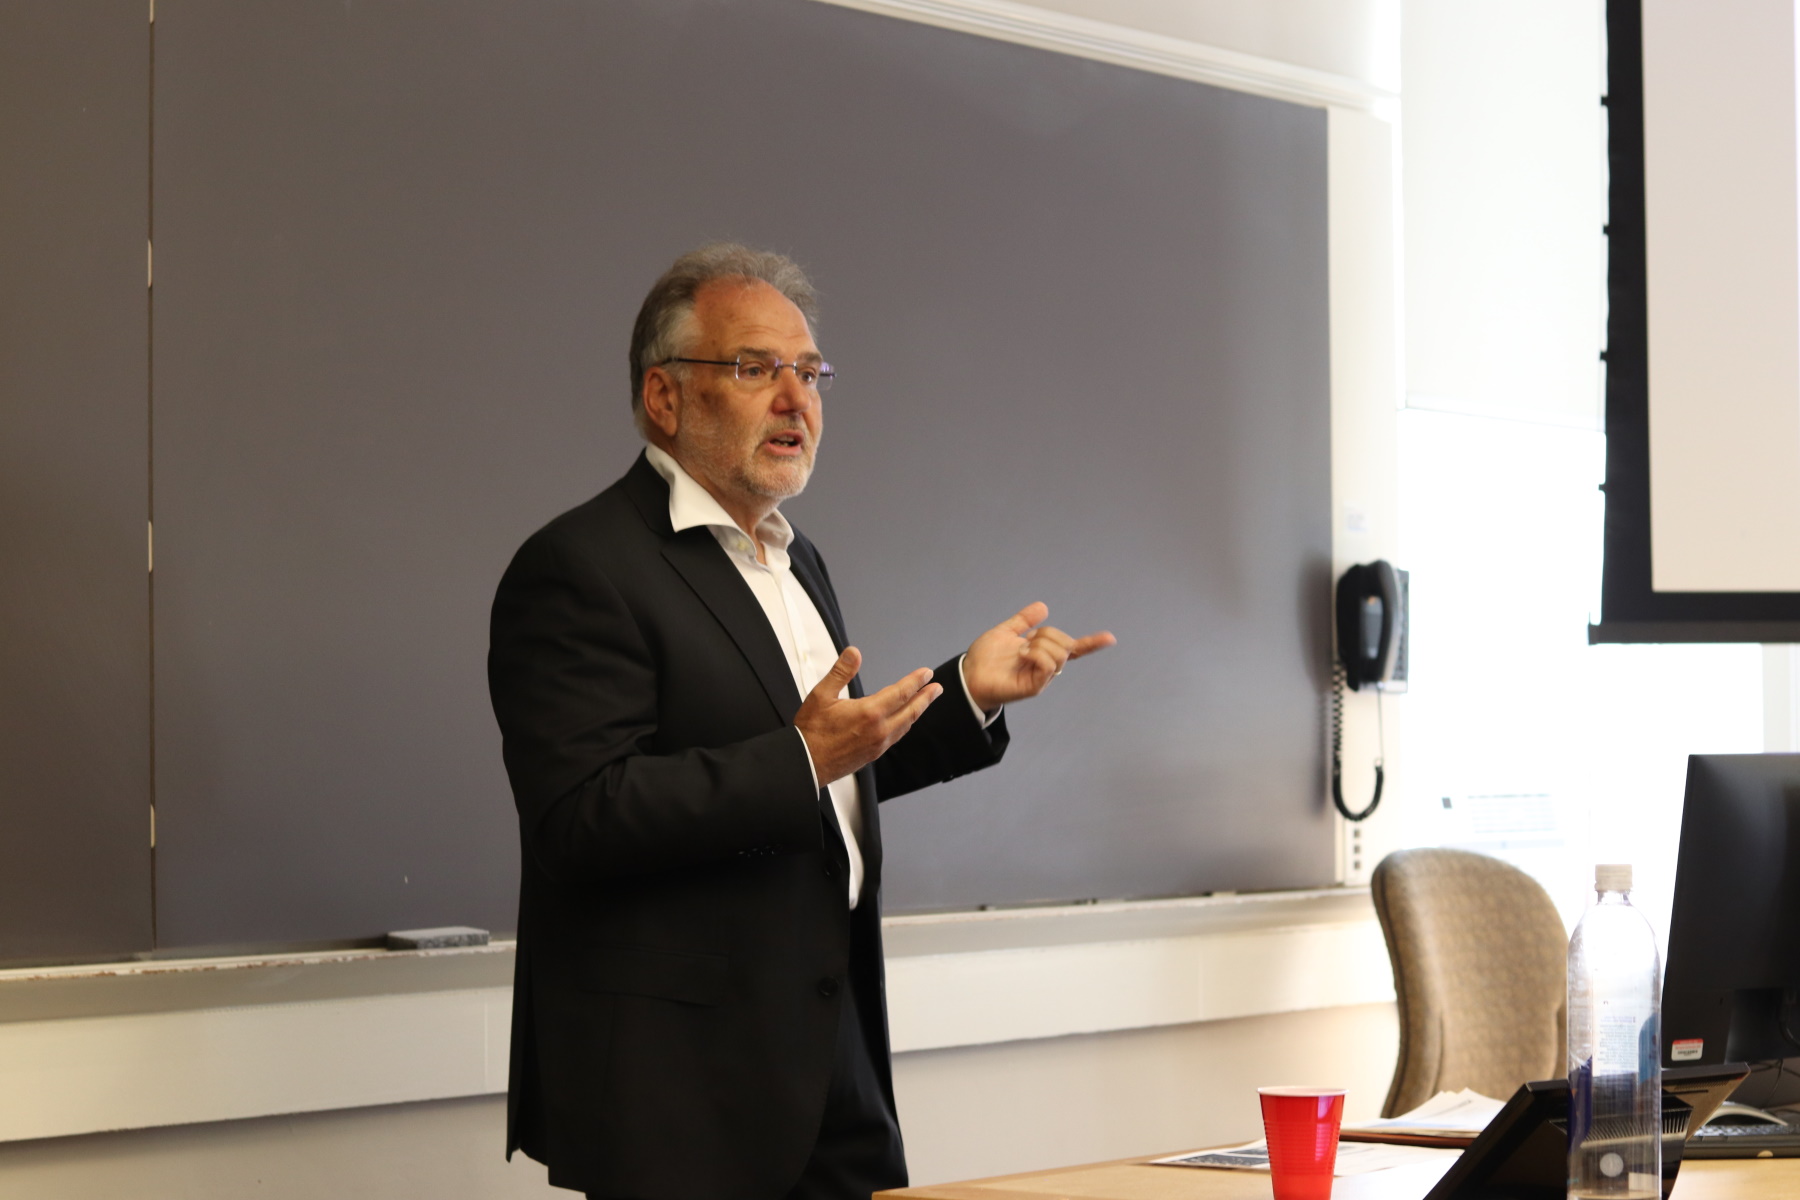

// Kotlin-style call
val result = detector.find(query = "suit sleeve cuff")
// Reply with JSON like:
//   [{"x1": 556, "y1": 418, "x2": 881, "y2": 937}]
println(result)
[
  {"x1": 957, "y1": 654, "x2": 1001, "y2": 729},
  {"x1": 796, "y1": 726, "x2": 822, "y2": 792}
]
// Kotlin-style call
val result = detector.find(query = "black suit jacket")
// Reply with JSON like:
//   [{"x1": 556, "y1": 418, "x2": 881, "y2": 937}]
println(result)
[{"x1": 487, "y1": 453, "x2": 1008, "y2": 1198}]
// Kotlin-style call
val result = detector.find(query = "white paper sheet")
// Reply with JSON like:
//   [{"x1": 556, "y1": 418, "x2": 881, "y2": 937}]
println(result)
[{"x1": 1342, "y1": 1088, "x2": 1507, "y2": 1138}]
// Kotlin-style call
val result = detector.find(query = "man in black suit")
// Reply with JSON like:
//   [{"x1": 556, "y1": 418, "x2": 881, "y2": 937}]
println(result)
[{"x1": 488, "y1": 244, "x2": 1113, "y2": 1200}]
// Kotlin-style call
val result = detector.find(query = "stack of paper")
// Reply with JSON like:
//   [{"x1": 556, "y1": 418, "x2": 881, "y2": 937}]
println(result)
[{"x1": 1341, "y1": 1088, "x2": 1507, "y2": 1143}]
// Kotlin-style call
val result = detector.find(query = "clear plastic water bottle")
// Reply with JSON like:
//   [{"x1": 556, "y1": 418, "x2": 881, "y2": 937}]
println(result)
[{"x1": 1567, "y1": 864, "x2": 1663, "y2": 1199}]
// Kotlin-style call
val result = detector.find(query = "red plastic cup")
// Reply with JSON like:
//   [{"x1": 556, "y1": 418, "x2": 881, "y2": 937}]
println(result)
[{"x1": 1257, "y1": 1086, "x2": 1346, "y2": 1200}]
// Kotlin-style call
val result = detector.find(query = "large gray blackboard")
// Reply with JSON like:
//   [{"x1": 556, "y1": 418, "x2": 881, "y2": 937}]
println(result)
[
  {"x1": 146, "y1": 0, "x2": 1326, "y2": 950},
  {"x1": 0, "y1": 1, "x2": 152, "y2": 964}
]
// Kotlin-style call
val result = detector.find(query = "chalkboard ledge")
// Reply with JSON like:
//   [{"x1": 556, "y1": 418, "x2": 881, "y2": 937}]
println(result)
[
  {"x1": 0, "y1": 940, "x2": 512, "y2": 1026},
  {"x1": 884, "y1": 887, "x2": 1374, "y2": 956}
]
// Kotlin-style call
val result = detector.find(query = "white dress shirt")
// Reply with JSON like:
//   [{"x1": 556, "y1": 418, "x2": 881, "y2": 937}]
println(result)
[{"x1": 643, "y1": 446, "x2": 990, "y2": 908}]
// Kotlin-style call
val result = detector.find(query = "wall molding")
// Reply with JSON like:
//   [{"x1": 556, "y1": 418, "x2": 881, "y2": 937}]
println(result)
[
  {"x1": 807, "y1": 0, "x2": 1393, "y2": 111},
  {"x1": 0, "y1": 891, "x2": 1391, "y2": 1143}
]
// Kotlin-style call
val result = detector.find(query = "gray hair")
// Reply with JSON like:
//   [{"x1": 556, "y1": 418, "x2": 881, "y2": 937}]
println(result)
[{"x1": 628, "y1": 243, "x2": 819, "y2": 437}]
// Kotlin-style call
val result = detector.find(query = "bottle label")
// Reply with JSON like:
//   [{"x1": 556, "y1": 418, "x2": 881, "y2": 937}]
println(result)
[
  {"x1": 1671, "y1": 1038, "x2": 1703, "y2": 1062},
  {"x1": 1599, "y1": 1009, "x2": 1637, "y2": 1066}
]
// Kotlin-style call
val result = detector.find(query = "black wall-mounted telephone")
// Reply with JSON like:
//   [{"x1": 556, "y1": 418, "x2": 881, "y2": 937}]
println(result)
[
  {"x1": 1336, "y1": 560, "x2": 1409, "y2": 693},
  {"x1": 1331, "y1": 560, "x2": 1409, "y2": 822}
]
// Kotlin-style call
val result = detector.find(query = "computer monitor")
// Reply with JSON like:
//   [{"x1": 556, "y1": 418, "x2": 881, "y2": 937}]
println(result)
[{"x1": 1662, "y1": 753, "x2": 1800, "y2": 1105}]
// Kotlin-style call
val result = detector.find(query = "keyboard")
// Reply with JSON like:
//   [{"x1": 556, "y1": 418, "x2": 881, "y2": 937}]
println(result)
[{"x1": 1685, "y1": 1121, "x2": 1800, "y2": 1158}]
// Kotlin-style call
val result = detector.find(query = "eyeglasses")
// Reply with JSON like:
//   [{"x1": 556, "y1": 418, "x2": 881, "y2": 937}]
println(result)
[{"x1": 661, "y1": 354, "x2": 835, "y2": 394}]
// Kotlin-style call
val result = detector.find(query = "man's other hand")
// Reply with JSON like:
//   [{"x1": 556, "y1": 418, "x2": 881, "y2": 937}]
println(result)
[
  {"x1": 795, "y1": 648, "x2": 942, "y2": 786},
  {"x1": 963, "y1": 602, "x2": 1115, "y2": 713}
]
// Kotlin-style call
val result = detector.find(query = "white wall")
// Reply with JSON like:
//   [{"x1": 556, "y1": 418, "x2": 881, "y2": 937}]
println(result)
[
  {"x1": 0, "y1": 1098, "x2": 555, "y2": 1200},
  {"x1": 0, "y1": 893, "x2": 1400, "y2": 1190},
  {"x1": 1328, "y1": 101, "x2": 1406, "y2": 888},
  {"x1": 1402, "y1": 0, "x2": 1606, "y2": 428},
  {"x1": 1764, "y1": 645, "x2": 1800, "y2": 751},
  {"x1": 0, "y1": 1005, "x2": 1398, "y2": 1198},
  {"x1": 895, "y1": 1002, "x2": 1399, "y2": 1183}
]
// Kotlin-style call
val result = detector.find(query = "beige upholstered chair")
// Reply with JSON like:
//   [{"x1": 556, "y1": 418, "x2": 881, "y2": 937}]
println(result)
[{"x1": 1370, "y1": 847, "x2": 1569, "y2": 1117}]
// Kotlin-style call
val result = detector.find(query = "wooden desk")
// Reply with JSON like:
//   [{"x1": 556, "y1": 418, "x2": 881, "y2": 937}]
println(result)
[{"x1": 879, "y1": 1151, "x2": 1800, "y2": 1199}]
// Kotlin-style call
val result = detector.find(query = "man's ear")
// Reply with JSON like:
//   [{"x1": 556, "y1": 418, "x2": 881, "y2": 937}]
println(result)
[{"x1": 641, "y1": 367, "x2": 681, "y2": 440}]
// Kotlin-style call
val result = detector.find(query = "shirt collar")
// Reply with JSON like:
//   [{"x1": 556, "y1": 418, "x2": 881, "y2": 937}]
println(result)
[{"x1": 643, "y1": 444, "x2": 794, "y2": 555}]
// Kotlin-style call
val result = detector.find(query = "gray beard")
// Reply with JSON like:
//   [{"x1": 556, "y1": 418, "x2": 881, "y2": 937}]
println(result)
[{"x1": 677, "y1": 421, "x2": 815, "y2": 507}]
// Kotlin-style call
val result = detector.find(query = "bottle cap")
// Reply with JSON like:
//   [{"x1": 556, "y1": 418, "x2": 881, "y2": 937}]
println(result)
[{"x1": 1595, "y1": 863, "x2": 1633, "y2": 893}]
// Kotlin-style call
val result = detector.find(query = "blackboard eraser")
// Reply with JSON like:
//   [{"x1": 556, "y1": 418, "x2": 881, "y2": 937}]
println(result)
[{"x1": 386, "y1": 925, "x2": 490, "y2": 950}]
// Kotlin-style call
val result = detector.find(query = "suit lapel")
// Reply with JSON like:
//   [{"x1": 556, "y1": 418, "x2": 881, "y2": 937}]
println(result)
[
  {"x1": 622, "y1": 454, "x2": 804, "y2": 720},
  {"x1": 786, "y1": 537, "x2": 852, "y2": 687},
  {"x1": 661, "y1": 533, "x2": 804, "y2": 719}
]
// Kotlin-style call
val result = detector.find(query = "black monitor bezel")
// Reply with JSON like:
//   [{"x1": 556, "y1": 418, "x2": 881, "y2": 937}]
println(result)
[{"x1": 1662, "y1": 754, "x2": 1800, "y2": 1104}]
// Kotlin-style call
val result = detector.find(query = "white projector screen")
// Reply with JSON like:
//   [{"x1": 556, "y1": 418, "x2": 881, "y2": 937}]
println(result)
[{"x1": 1644, "y1": 0, "x2": 1800, "y2": 591}]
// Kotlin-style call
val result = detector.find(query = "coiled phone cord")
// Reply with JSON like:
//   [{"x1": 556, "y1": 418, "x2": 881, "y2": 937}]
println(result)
[{"x1": 1329, "y1": 661, "x2": 1384, "y2": 822}]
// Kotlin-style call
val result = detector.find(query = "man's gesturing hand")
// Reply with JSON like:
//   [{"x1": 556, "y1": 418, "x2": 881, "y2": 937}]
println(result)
[
  {"x1": 795, "y1": 647, "x2": 943, "y2": 787},
  {"x1": 963, "y1": 602, "x2": 1116, "y2": 713}
]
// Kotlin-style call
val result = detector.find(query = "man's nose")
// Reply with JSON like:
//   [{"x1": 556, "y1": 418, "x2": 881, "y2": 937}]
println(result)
[{"x1": 769, "y1": 368, "x2": 813, "y2": 411}]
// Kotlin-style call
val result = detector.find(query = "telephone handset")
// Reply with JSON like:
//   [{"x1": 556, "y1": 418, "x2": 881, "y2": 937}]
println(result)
[
  {"x1": 1331, "y1": 560, "x2": 1409, "y2": 822},
  {"x1": 1336, "y1": 560, "x2": 1409, "y2": 692}
]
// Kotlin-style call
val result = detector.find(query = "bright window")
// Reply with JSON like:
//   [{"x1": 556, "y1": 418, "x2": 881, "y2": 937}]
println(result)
[{"x1": 1395, "y1": 407, "x2": 1763, "y2": 943}]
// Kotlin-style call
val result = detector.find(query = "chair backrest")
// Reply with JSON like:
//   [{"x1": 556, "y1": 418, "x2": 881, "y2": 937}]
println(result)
[{"x1": 1370, "y1": 847, "x2": 1568, "y2": 1117}]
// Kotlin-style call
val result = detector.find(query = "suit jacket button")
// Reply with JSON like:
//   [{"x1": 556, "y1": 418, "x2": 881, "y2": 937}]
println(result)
[
  {"x1": 822, "y1": 862, "x2": 837, "y2": 879},
  {"x1": 817, "y1": 976, "x2": 839, "y2": 998}
]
